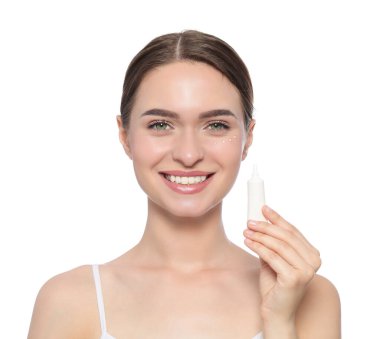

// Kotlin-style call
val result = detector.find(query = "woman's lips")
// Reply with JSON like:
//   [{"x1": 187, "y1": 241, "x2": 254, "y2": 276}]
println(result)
[{"x1": 159, "y1": 171, "x2": 215, "y2": 194}]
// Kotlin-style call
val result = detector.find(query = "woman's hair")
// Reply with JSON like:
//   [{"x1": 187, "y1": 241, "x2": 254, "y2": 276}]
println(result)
[{"x1": 120, "y1": 30, "x2": 254, "y2": 130}]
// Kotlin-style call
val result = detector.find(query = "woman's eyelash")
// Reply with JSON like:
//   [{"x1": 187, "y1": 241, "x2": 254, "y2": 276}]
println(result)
[
  {"x1": 206, "y1": 121, "x2": 230, "y2": 130},
  {"x1": 147, "y1": 120, "x2": 172, "y2": 130}
]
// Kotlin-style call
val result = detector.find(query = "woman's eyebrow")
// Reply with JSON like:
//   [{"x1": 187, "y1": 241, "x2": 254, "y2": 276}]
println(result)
[{"x1": 140, "y1": 109, "x2": 237, "y2": 119}]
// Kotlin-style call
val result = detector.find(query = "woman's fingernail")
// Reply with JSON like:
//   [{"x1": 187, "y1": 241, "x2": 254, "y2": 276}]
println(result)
[
  {"x1": 264, "y1": 205, "x2": 272, "y2": 212},
  {"x1": 244, "y1": 238, "x2": 253, "y2": 245},
  {"x1": 248, "y1": 220, "x2": 257, "y2": 226},
  {"x1": 244, "y1": 229, "x2": 255, "y2": 237}
]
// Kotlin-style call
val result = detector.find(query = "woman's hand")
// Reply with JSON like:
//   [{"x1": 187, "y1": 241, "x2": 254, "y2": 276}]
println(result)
[{"x1": 243, "y1": 205, "x2": 321, "y2": 331}]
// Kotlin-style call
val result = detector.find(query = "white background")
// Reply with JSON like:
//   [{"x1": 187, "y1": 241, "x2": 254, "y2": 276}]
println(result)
[{"x1": 1, "y1": 0, "x2": 379, "y2": 338}]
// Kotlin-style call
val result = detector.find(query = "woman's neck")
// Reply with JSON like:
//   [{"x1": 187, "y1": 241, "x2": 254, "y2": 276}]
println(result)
[{"x1": 133, "y1": 199, "x2": 235, "y2": 273}]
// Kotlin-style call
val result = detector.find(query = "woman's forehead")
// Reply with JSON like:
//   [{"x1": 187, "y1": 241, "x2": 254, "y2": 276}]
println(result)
[{"x1": 131, "y1": 61, "x2": 243, "y2": 117}]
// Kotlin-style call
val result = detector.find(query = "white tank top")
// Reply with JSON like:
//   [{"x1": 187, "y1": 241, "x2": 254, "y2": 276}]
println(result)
[{"x1": 92, "y1": 264, "x2": 263, "y2": 339}]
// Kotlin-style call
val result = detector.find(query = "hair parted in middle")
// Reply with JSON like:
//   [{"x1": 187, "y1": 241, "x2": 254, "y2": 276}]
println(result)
[{"x1": 120, "y1": 30, "x2": 254, "y2": 131}]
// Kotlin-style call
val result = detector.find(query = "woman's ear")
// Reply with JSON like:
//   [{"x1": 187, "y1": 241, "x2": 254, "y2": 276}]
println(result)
[
  {"x1": 116, "y1": 115, "x2": 133, "y2": 159},
  {"x1": 242, "y1": 119, "x2": 255, "y2": 161}
]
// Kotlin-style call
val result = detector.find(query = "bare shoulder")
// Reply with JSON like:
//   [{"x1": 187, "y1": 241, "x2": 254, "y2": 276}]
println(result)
[
  {"x1": 28, "y1": 265, "x2": 98, "y2": 339},
  {"x1": 296, "y1": 274, "x2": 341, "y2": 338}
]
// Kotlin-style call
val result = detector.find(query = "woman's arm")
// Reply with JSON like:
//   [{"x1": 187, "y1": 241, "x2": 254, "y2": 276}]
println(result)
[
  {"x1": 295, "y1": 274, "x2": 341, "y2": 339},
  {"x1": 28, "y1": 266, "x2": 93, "y2": 339},
  {"x1": 244, "y1": 205, "x2": 341, "y2": 339}
]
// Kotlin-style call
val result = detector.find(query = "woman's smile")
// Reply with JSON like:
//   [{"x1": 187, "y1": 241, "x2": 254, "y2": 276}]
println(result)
[
  {"x1": 159, "y1": 170, "x2": 215, "y2": 194},
  {"x1": 160, "y1": 170, "x2": 214, "y2": 184}
]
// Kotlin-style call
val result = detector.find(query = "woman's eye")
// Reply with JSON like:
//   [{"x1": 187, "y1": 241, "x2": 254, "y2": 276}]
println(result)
[
  {"x1": 207, "y1": 121, "x2": 230, "y2": 131},
  {"x1": 148, "y1": 121, "x2": 171, "y2": 131}
]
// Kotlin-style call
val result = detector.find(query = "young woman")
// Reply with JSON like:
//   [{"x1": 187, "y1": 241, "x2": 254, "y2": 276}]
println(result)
[{"x1": 28, "y1": 30, "x2": 341, "y2": 339}]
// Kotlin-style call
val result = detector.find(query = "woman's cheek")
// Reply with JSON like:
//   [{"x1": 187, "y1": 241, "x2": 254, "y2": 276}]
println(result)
[
  {"x1": 131, "y1": 134, "x2": 172, "y2": 158},
  {"x1": 206, "y1": 135, "x2": 243, "y2": 156}
]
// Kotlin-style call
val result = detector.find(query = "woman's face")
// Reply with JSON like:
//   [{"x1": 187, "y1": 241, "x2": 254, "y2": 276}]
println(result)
[{"x1": 118, "y1": 61, "x2": 254, "y2": 218}]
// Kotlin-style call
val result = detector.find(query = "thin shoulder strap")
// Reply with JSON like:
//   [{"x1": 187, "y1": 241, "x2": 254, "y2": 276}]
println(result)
[{"x1": 92, "y1": 264, "x2": 108, "y2": 335}]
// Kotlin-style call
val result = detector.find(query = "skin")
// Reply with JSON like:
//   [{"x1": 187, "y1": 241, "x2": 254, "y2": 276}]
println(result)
[{"x1": 28, "y1": 61, "x2": 341, "y2": 339}]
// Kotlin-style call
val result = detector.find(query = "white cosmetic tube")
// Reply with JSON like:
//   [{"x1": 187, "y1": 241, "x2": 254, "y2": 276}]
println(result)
[{"x1": 247, "y1": 164, "x2": 266, "y2": 221}]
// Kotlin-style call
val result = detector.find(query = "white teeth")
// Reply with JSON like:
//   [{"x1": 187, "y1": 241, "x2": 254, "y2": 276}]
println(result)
[{"x1": 164, "y1": 174, "x2": 209, "y2": 184}]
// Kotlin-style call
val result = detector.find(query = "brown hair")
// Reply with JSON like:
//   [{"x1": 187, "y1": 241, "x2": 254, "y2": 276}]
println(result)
[{"x1": 120, "y1": 30, "x2": 254, "y2": 130}]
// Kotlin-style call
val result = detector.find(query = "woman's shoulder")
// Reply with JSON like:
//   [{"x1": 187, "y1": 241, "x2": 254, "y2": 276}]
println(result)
[
  {"x1": 303, "y1": 274, "x2": 340, "y2": 308},
  {"x1": 296, "y1": 274, "x2": 341, "y2": 337},
  {"x1": 37, "y1": 264, "x2": 94, "y2": 301},
  {"x1": 28, "y1": 265, "x2": 97, "y2": 338}
]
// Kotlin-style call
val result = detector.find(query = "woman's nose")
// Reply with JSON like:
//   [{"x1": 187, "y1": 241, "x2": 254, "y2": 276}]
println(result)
[{"x1": 171, "y1": 130, "x2": 204, "y2": 167}]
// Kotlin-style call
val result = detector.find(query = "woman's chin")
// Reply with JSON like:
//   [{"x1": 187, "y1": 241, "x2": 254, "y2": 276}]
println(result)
[
  {"x1": 150, "y1": 198, "x2": 221, "y2": 220},
  {"x1": 168, "y1": 209, "x2": 209, "y2": 219}
]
